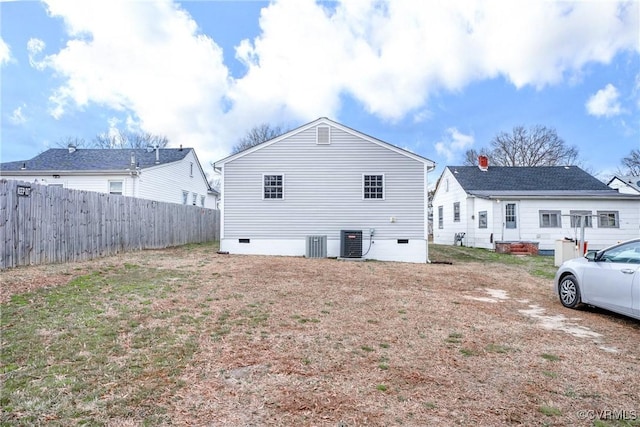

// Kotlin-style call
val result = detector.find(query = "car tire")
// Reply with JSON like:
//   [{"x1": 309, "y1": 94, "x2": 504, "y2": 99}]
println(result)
[{"x1": 559, "y1": 274, "x2": 582, "y2": 309}]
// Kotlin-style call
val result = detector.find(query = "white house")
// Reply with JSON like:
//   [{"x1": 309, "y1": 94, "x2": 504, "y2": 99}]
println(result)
[
  {"x1": 0, "y1": 146, "x2": 219, "y2": 208},
  {"x1": 608, "y1": 175, "x2": 640, "y2": 195},
  {"x1": 214, "y1": 117, "x2": 436, "y2": 263},
  {"x1": 432, "y1": 158, "x2": 640, "y2": 253}
]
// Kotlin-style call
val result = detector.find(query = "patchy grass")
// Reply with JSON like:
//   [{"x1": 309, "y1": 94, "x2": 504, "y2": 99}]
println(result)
[
  {"x1": 429, "y1": 243, "x2": 558, "y2": 279},
  {"x1": 1, "y1": 242, "x2": 638, "y2": 426},
  {"x1": 1, "y1": 265, "x2": 199, "y2": 425}
]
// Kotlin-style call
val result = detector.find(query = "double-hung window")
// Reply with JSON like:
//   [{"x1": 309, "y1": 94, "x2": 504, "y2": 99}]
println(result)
[
  {"x1": 570, "y1": 210, "x2": 592, "y2": 228},
  {"x1": 263, "y1": 174, "x2": 284, "y2": 199},
  {"x1": 182, "y1": 190, "x2": 189, "y2": 205},
  {"x1": 453, "y1": 202, "x2": 460, "y2": 222},
  {"x1": 539, "y1": 210, "x2": 561, "y2": 228},
  {"x1": 438, "y1": 206, "x2": 443, "y2": 229},
  {"x1": 597, "y1": 211, "x2": 619, "y2": 228},
  {"x1": 363, "y1": 174, "x2": 384, "y2": 199}
]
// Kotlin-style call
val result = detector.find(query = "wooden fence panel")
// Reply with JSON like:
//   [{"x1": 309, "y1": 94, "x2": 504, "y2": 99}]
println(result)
[{"x1": 0, "y1": 179, "x2": 220, "y2": 269}]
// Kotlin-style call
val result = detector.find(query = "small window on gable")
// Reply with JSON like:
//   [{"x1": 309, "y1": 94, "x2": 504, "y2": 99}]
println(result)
[
  {"x1": 317, "y1": 126, "x2": 330, "y2": 145},
  {"x1": 190, "y1": 162, "x2": 194, "y2": 177}
]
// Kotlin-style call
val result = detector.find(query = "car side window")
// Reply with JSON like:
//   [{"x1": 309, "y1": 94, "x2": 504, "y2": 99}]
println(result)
[{"x1": 600, "y1": 241, "x2": 640, "y2": 264}]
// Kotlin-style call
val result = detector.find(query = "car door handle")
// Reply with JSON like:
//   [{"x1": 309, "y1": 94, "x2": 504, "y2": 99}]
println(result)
[{"x1": 621, "y1": 269, "x2": 636, "y2": 274}]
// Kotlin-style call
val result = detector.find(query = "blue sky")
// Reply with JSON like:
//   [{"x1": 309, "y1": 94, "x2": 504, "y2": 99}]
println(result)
[{"x1": 1, "y1": 0, "x2": 639, "y2": 181}]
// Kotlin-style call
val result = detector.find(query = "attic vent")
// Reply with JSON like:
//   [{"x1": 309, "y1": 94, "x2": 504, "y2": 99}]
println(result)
[{"x1": 317, "y1": 126, "x2": 330, "y2": 145}]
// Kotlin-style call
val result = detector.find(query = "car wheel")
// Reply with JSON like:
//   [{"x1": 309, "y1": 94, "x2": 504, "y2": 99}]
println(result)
[{"x1": 559, "y1": 274, "x2": 581, "y2": 309}]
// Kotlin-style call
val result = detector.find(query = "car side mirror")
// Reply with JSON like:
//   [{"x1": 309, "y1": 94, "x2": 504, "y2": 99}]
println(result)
[{"x1": 585, "y1": 251, "x2": 597, "y2": 262}]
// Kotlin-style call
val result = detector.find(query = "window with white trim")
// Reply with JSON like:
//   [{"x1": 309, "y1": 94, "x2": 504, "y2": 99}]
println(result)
[
  {"x1": 539, "y1": 210, "x2": 561, "y2": 228},
  {"x1": 192, "y1": 193, "x2": 197, "y2": 205},
  {"x1": 182, "y1": 190, "x2": 189, "y2": 205},
  {"x1": 597, "y1": 211, "x2": 619, "y2": 228},
  {"x1": 109, "y1": 180, "x2": 123, "y2": 195},
  {"x1": 363, "y1": 174, "x2": 384, "y2": 199},
  {"x1": 438, "y1": 206, "x2": 443, "y2": 229},
  {"x1": 190, "y1": 162, "x2": 194, "y2": 177},
  {"x1": 453, "y1": 202, "x2": 460, "y2": 222},
  {"x1": 200, "y1": 196, "x2": 205, "y2": 207},
  {"x1": 263, "y1": 174, "x2": 283, "y2": 199}
]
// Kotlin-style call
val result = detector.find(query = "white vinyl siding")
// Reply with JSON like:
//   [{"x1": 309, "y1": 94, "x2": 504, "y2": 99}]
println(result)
[{"x1": 222, "y1": 125, "x2": 426, "y2": 240}]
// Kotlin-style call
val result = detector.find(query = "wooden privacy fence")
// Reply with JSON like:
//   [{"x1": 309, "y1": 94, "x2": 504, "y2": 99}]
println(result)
[{"x1": 1, "y1": 179, "x2": 220, "y2": 269}]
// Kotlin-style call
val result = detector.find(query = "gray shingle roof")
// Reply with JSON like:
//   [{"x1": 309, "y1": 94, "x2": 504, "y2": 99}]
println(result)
[
  {"x1": 448, "y1": 165, "x2": 612, "y2": 192},
  {"x1": 0, "y1": 148, "x2": 192, "y2": 172}
]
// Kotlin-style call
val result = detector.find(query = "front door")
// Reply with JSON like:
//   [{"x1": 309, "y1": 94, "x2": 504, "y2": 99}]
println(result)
[{"x1": 503, "y1": 202, "x2": 519, "y2": 241}]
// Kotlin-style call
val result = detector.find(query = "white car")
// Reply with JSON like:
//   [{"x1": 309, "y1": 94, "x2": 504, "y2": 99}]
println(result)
[{"x1": 554, "y1": 238, "x2": 640, "y2": 320}]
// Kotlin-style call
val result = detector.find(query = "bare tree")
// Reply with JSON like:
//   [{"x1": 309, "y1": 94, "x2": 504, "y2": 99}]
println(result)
[
  {"x1": 620, "y1": 148, "x2": 640, "y2": 176},
  {"x1": 490, "y1": 125, "x2": 578, "y2": 166},
  {"x1": 56, "y1": 130, "x2": 169, "y2": 150},
  {"x1": 464, "y1": 125, "x2": 578, "y2": 167},
  {"x1": 462, "y1": 147, "x2": 492, "y2": 166},
  {"x1": 231, "y1": 123, "x2": 284, "y2": 154},
  {"x1": 93, "y1": 129, "x2": 169, "y2": 149}
]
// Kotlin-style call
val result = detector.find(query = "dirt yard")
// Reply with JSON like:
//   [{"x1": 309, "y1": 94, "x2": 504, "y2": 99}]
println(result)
[{"x1": 1, "y1": 244, "x2": 639, "y2": 426}]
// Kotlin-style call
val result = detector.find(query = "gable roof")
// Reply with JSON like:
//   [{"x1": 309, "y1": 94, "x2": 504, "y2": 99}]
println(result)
[
  {"x1": 607, "y1": 175, "x2": 640, "y2": 193},
  {"x1": 214, "y1": 117, "x2": 435, "y2": 170},
  {"x1": 445, "y1": 165, "x2": 638, "y2": 199},
  {"x1": 0, "y1": 148, "x2": 192, "y2": 172}
]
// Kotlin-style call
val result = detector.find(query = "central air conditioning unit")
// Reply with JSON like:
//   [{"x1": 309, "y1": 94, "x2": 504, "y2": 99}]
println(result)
[
  {"x1": 340, "y1": 230, "x2": 363, "y2": 258},
  {"x1": 306, "y1": 235, "x2": 327, "y2": 258}
]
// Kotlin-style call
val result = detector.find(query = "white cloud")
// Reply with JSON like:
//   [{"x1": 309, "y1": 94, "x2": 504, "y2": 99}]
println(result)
[
  {"x1": 27, "y1": 38, "x2": 47, "y2": 70},
  {"x1": 10, "y1": 105, "x2": 27, "y2": 124},
  {"x1": 34, "y1": 0, "x2": 639, "y2": 166},
  {"x1": 434, "y1": 127, "x2": 474, "y2": 162},
  {"x1": 0, "y1": 37, "x2": 11, "y2": 66},
  {"x1": 586, "y1": 84, "x2": 623, "y2": 117},
  {"x1": 40, "y1": 0, "x2": 233, "y2": 163}
]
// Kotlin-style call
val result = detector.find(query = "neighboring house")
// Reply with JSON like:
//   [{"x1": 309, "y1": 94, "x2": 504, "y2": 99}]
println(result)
[
  {"x1": 608, "y1": 175, "x2": 640, "y2": 195},
  {"x1": 214, "y1": 117, "x2": 436, "y2": 263},
  {"x1": 432, "y1": 157, "x2": 640, "y2": 253},
  {"x1": 0, "y1": 146, "x2": 219, "y2": 208}
]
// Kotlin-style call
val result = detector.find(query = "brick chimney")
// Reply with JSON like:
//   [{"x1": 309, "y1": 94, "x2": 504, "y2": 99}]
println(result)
[{"x1": 478, "y1": 155, "x2": 489, "y2": 171}]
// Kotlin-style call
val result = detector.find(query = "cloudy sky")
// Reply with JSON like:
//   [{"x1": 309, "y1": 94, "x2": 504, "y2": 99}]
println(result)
[{"x1": 1, "y1": 0, "x2": 639, "y2": 180}]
